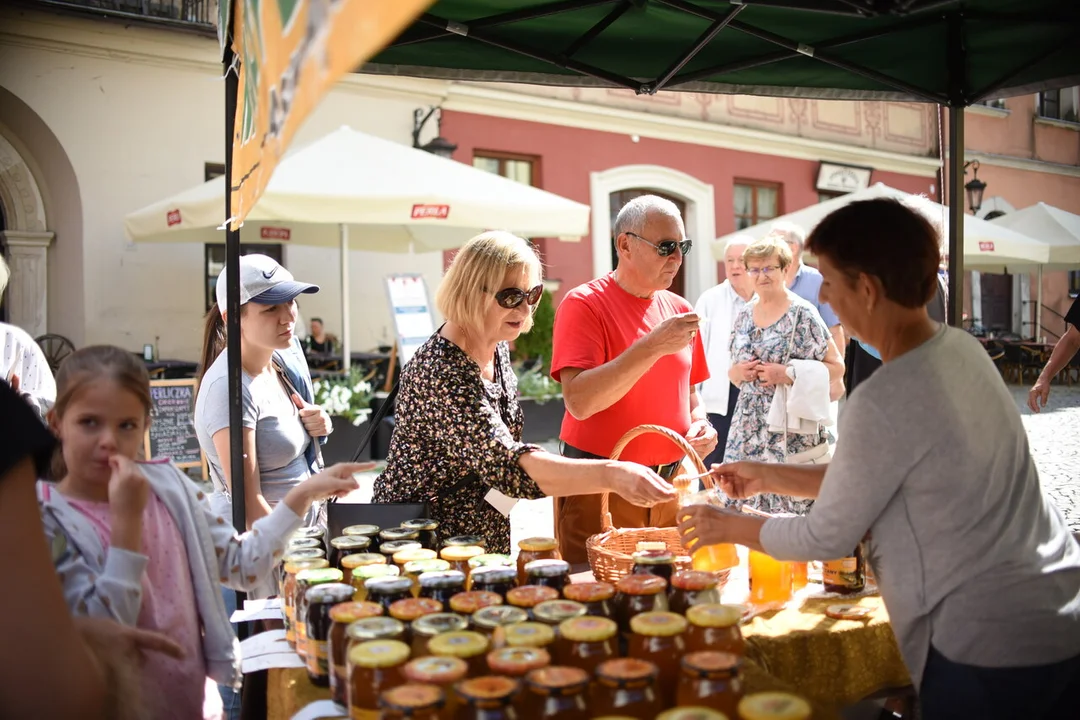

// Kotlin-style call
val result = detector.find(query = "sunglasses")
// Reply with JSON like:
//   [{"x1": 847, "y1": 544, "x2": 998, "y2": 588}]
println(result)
[
  {"x1": 494, "y1": 284, "x2": 544, "y2": 309},
  {"x1": 626, "y1": 231, "x2": 692, "y2": 257}
]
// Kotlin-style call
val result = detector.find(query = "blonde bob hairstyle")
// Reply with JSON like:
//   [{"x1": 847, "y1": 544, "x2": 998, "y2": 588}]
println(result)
[
  {"x1": 436, "y1": 230, "x2": 543, "y2": 338},
  {"x1": 743, "y1": 234, "x2": 794, "y2": 271}
]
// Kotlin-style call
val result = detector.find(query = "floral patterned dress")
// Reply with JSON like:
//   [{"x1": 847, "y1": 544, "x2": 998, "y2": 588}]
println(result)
[
  {"x1": 372, "y1": 333, "x2": 545, "y2": 553},
  {"x1": 723, "y1": 293, "x2": 831, "y2": 515}
]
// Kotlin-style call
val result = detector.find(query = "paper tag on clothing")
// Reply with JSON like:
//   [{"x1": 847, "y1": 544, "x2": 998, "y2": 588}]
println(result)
[
  {"x1": 484, "y1": 488, "x2": 519, "y2": 517},
  {"x1": 230, "y1": 597, "x2": 285, "y2": 623},
  {"x1": 239, "y1": 629, "x2": 304, "y2": 672},
  {"x1": 291, "y1": 699, "x2": 347, "y2": 720}
]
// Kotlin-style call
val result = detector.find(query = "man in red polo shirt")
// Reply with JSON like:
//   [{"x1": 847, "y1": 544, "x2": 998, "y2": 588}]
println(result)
[{"x1": 551, "y1": 195, "x2": 717, "y2": 564}]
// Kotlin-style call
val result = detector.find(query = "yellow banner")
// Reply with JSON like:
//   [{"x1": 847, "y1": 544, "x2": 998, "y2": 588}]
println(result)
[{"x1": 230, "y1": 0, "x2": 433, "y2": 227}]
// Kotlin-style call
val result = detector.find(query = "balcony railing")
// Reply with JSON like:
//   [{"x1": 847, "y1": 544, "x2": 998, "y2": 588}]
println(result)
[{"x1": 34, "y1": 0, "x2": 216, "y2": 30}]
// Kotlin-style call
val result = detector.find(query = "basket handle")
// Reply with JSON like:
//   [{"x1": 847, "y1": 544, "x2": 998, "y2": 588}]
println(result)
[{"x1": 600, "y1": 424, "x2": 711, "y2": 531}]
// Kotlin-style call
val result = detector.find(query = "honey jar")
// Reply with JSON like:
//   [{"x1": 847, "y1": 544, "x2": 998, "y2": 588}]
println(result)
[
  {"x1": 428, "y1": 630, "x2": 492, "y2": 678},
  {"x1": 590, "y1": 658, "x2": 663, "y2": 718},
  {"x1": 418, "y1": 570, "x2": 467, "y2": 610},
  {"x1": 628, "y1": 611, "x2": 687, "y2": 705},
  {"x1": 503, "y1": 622, "x2": 555, "y2": 651},
  {"x1": 486, "y1": 646, "x2": 551, "y2": 678},
  {"x1": 293, "y1": 568, "x2": 344, "y2": 659},
  {"x1": 388, "y1": 597, "x2": 443, "y2": 645},
  {"x1": 631, "y1": 550, "x2": 677, "y2": 584},
  {"x1": 449, "y1": 590, "x2": 504, "y2": 617},
  {"x1": 340, "y1": 552, "x2": 385, "y2": 587},
  {"x1": 668, "y1": 570, "x2": 721, "y2": 616},
  {"x1": 471, "y1": 605, "x2": 529, "y2": 648},
  {"x1": 378, "y1": 683, "x2": 444, "y2": 720},
  {"x1": 349, "y1": 563, "x2": 400, "y2": 600},
  {"x1": 401, "y1": 518, "x2": 440, "y2": 550},
  {"x1": 328, "y1": 601, "x2": 383, "y2": 708},
  {"x1": 685, "y1": 604, "x2": 745, "y2": 656},
  {"x1": 523, "y1": 558, "x2": 571, "y2": 593},
  {"x1": 365, "y1": 576, "x2": 414, "y2": 612},
  {"x1": 676, "y1": 651, "x2": 743, "y2": 718},
  {"x1": 281, "y1": 558, "x2": 328, "y2": 648},
  {"x1": 516, "y1": 537, "x2": 560, "y2": 586},
  {"x1": 507, "y1": 585, "x2": 560, "y2": 618},
  {"x1": 443, "y1": 535, "x2": 487, "y2": 551},
  {"x1": 346, "y1": 639, "x2": 410, "y2": 720},
  {"x1": 556, "y1": 616, "x2": 617, "y2": 675},
  {"x1": 562, "y1": 582, "x2": 615, "y2": 618},
  {"x1": 441, "y1": 545, "x2": 486, "y2": 579},
  {"x1": 346, "y1": 617, "x2": 406, "y2": 656},
  {"x1": 454, "y1": 676, "x2": 521, "y2": 720},
  {"x1": 737, "y1": 692, "x2": 812, "y2": 720},
  {"x1": 342, "y1": 524, "x2": 381, "y2": 554},
  {"x1": 303, "y1": 582, "x2": 354, "y2": 686},
  {"x1": 411, "y1": 612, "x2": 470, "y2": 659},
  {"x1": 402, "y1": 655, "x2": 468, "y2": 716},
  {"x1": 522, "y1": 666, "x2": 590, "y2": 720},
  {"x1": 328, "y1": 535, "x2": 371, "y2": 570}
]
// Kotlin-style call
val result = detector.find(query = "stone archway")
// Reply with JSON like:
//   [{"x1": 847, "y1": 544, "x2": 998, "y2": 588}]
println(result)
[{"x1": 0, "y1": 129, "x2": 54, "y2": 336}]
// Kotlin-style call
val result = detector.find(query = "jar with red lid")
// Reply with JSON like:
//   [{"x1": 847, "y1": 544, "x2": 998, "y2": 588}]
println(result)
[
  {"x1": 378, "y1": 683, "x2": 444, "y2": 720},
  {"x1": 613, "y1": 574, "x2": 668, "y2": 654},
  {"x1": 503, "y1": 622, "x2": 555, "y2": 652},
  {"x1": 328, "y1": 601, "x2": 383, "y2": 707},
  {"x1": 389, "y1": 597, "x2": 443, "y2": 646},
  {"x1": 428, "y1": 630, "x2": 491, "y2": 678},
  {"x1": 487, "y1": 646, "x2": 551, "y2": 678},
  {"x1": 556, "y1": 616, "x2": 617, "y2": 675},
  {"x1": 590, "y1": 658, "x2": 664, "y2": 718},
  {"x1": 562, "y1": 582, "x2": 615, "y2": 618},
  {"x1": 507, "y1": 585, "x2": 560, "y2": 619},
  {"x1": 628, "y1": 611, "x2": 687, "y2": 705},
  {"x1": 685, "y1": 604, "x2": 745, "y2": 656},
  {"x1": 347, "y1": 639, "x2": 410, "y2": 720},
  {"x1": 418, "y1": 570, "x2": 467, "y2": 610},
  {"x1": 523, "y1": 559, "x2": 571, "y2": 593},
  {"x1": 668, "y1": 570, "x2": 721, "y2": 616},
  {"x1": 470, "y1": 566, "x2": 517, "y2": 599},
  {"x1": 410, "y1": 612, "x2": 469, "y2": 659},
  {"x1": 471, "y1": 605, "x2": 529, "y2": 648},
  {"x1": 366, "y1": 576, "x2": 414, "y2": 612},
  {"x1": 516, "y1": 537, "x2": 560, "y2": 586},
  {"x1": 454, "y1": 676, "x2": 521, "y2": 720},
  {"x1": 449, "y1": 590, "x2": 504, "y2": 617},
  {"x1": 631, "y1": 550, "x2": 677, "y2": 584},
  {"x1": 521, "y1": 666, "x2": 590, "y2": 720},
  {"x1": 402, "y1": 655, "x2": 468, "y2": 716},
  {"x1": 676, "y1": 651, "x2": 744, "y2": 718}
]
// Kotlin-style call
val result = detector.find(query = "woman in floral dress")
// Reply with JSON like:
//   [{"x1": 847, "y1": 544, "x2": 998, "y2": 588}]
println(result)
[{"x1": 723, "y1": 235, "x2": 845, "y2": 515}]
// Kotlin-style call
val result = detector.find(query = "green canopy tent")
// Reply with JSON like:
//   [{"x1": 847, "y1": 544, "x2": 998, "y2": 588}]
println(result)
[{"x1": 362, "y1": 0, "x2": 1080, "y2": 326}]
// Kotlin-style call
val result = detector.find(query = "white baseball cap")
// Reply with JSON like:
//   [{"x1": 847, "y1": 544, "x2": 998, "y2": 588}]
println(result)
[{"x1": 215, "y1": 254, "x2": 319, "y2": 311}]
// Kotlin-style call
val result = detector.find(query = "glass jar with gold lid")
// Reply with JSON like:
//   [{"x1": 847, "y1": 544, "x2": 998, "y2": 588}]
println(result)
[
  {"x1": 516, "y1": 536, "x2": 560, "y2": 585},
  {"x1": 737, "y1": 692, "x2": 812, "y2": 720},
  {"x1": 428, "y1": 630, "x2": 491, "y2": 678}
]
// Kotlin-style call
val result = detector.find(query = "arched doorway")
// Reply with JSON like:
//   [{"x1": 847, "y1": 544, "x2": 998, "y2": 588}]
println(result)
[{"x1": 609, "y1": 189, "x2": 688, "y2": 298}]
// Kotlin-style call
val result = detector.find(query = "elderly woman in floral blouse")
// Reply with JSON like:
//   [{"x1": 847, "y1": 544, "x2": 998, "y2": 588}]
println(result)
[
  {"x1": 373, "y1": 231, "x2": 675, "y2": 553},
  {"x1": 723, "y1": 234, "x2": 845, "y2": 515}
]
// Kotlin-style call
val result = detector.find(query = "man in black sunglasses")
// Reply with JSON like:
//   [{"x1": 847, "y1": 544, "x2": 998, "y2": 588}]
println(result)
[{"x1": 550, "y1": 195, "x2": 718, "y2": 565}]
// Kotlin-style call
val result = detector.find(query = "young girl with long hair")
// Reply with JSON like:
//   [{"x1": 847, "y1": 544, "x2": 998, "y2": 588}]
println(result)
[{"x1": 38, "y1": 345, "x2": 367, "y2": 719}]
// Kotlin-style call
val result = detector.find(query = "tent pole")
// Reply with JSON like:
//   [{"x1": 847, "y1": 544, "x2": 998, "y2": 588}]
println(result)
[
  {"x1": 341, "y1": 224, "x2": 351, "y2": 372},
  {"x1": 947, "y1": 104, "x2": 964, "y2": 328},
  {"x1": 223, "y1": 11, "x2": 248, "y2": 657},
  {"x1": 1036, "y1": 265, "x2": 1044, "y2": 341}
]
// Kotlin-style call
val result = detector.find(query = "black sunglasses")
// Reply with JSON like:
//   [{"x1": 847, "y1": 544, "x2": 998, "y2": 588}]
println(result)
[
  {"x1": 494, "y1": 284, "x2": 544, "y2": 309},
  {"x1": 626, "y1": 231, "x2": 693, "y2": 257}
]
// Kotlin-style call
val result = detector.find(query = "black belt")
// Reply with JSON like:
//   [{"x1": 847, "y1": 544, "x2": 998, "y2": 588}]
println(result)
[{"x1": 561, "y1": 443, "x2": 683, "y2": 481}]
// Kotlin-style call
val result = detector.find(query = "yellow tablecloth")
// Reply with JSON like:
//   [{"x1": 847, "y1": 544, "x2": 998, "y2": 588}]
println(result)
[{"x1": 742, "y1": 594, "x2": 911, "y2": 709}]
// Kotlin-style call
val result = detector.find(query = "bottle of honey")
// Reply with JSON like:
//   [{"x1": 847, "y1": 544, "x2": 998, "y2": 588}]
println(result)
[{"x1": 823, "y1": 545, "x2": 866, "y2": 595}]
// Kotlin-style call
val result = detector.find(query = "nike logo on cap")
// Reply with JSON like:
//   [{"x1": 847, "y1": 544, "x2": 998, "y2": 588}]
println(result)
[{"x1": 262, "y1": 267, "x2": 278, "y2": 280}]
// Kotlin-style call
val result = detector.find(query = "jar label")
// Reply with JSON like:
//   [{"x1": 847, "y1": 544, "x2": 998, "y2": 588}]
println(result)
[{"x1": 823, "y1": 558, "x2": 860, "y2": 587}]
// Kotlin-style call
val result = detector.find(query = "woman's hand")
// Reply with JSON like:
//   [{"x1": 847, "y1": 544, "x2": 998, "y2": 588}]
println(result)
[
  {"x1": 710, "y1": 461, "x2": 769, "y2": 500},
  {"x1": 291, "y1": 394, "x2": 333, "y2": 437},
  {"x1": 285, "y1": 462, "x2": 373, "y2": 517},
  {"x1": 677, "y1": 503, "x2": 743, "y2": 551},
  {"x1": 732, "y1": 359, "x2": 761, "y2": 384},
  {"x1": 604, "y1": 462, "x2": 678, "y2": 507},
  {"x1": 685, "y1": 419, "x2": 718, "y2": 459},
  {"x1": 74, "y1": 616, "x2": 185, "y2": 661},
  {"x1": 755, "y1": 362, "x2": 792, "y2": 387}
]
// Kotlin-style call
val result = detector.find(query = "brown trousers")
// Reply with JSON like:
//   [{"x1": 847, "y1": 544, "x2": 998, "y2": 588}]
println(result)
[{"x1": 555, "y1": 493, "x2": 680, "y2": 566}]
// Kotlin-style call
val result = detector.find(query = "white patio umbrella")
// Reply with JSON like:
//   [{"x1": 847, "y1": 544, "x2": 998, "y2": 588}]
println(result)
[
  {"x1": 990, "y1": 203, "x2": 1080, "y2": 337},
  {"x1": 712, "y1": 183, "x2": 1050, "y2": 271},
  {"x1": 125, "y1": 126, "x2": 590, "y2": 369}
]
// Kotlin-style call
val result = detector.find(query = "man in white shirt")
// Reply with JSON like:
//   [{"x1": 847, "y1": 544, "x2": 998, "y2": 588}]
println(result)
[
  {"x1": 0, "y1": 254, "x2": 56, "y2": 418},
  {"x1": 695, "y1": 235, "x2": 755, "y2": 467}
]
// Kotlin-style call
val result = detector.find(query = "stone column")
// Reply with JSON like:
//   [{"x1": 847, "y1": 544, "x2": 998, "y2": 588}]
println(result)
[{"x1": 1, "y1": 230, "x2": 54, "y2": 337}]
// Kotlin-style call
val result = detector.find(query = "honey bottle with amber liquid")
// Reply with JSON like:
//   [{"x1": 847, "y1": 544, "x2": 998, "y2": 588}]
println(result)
[{"x1": 823, "y1": 544, "x2": 866, "y2": 594}]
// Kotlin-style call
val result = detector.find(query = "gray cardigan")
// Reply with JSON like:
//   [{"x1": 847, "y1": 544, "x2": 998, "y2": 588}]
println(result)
[
  {"x1": 38, "y1": 459, "x2": 303, "y2": 689},
  {"x1": 762, "y1": 325, "x2": 1080, "y2": 686}
]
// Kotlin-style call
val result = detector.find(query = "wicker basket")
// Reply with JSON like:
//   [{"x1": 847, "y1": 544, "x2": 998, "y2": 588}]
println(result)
[{"x1": 585, "y1": 424, "x2": 731, "y2": 590}]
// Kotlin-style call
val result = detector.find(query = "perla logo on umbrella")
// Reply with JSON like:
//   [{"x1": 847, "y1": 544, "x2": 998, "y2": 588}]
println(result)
[
  {"x1": 411, "y1": 204, "x2": 450, "y2": 220},
  {"x1": 166, "y1": 209, "x2": 181, "y2": 226},
  {"x1": 979, "y1": 241, "x2": 995, "y2": 252}
]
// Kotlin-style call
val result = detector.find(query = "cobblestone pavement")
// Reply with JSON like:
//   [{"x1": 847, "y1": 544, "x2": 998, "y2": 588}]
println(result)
[{"x1": 1012, "y1": 382, "x2": 1080, "y2": 531}]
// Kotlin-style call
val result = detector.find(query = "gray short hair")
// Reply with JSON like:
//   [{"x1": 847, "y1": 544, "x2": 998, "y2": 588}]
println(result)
[
  {"x1": 767, "y1": 221, "x2": 807, "y2": 252},
  {"x1": 613, "y1": 195, "x2": 684, "y2": 238},
  {"x1": 724, "y1": 234, "x2": 754, "y2": 253}
]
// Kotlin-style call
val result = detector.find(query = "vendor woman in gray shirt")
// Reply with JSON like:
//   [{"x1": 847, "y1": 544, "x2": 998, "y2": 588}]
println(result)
[{"x1": 680, "y1": 198, "x2": 1080, "y2": 720}]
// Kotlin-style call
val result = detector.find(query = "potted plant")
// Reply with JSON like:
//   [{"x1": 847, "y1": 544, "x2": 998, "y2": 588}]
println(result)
[
  {"x1": 313, "y1": 368, "x2": 375, "y2": 462},
  {"x1": 512, "y1": 291, "x2": 564, "y2": 443}
]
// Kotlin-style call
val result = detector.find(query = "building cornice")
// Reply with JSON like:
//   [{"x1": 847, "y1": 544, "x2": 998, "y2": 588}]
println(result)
[
  {"x1": 444, "y1": 83, "x2": 944, "y2": 178},
  {"x1": 950, "y1": 150, "x2": 1080, "y2": 179}
]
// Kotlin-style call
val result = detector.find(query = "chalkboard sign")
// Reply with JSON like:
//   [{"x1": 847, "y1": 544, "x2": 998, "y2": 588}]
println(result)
[{"x1": 144, "y1": 379, "x2": 205, "y2": 474}]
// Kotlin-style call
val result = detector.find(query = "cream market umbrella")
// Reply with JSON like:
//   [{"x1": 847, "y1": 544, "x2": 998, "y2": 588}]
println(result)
[
  {"x1": 990, "y1": 203, "x2": 1080, "y2": 337},
  {"x1": 125, "y1": 126, "x2": 590, "y2": 368},
  {"x1": 712, "y1": 183, "x2": 1050, "y2": 271}
]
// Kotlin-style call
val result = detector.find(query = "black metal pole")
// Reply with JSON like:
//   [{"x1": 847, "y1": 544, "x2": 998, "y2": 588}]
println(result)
[
  {"x1": 223, "y1": 24, "x2": 248, "y2": 630},
  {"x1": 945, "y1": 12, "x2": 965, "y2": 328}
]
